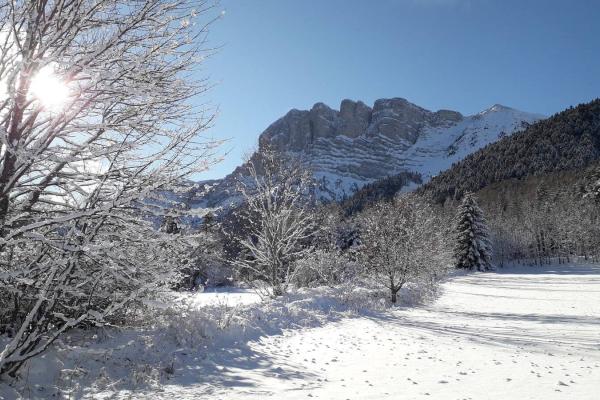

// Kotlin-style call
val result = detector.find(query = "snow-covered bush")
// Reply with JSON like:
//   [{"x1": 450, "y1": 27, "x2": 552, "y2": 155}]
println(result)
[
  {"x1": 174, "y1": 229, "x2": 232, "y2": 290},
  {"x1": 0, "y1": 0, "x2": 220, "y2": 377},
  {"x1": 158, "y1": 286, "x2": 390, "y2": 351},
  {"x1": 292, "y1": 249, "x2": 360, "y2": 288},
  {"x1": 160, "y1": 300, "x2": 242, "y2": 349},
  {"x1": 292, "y1": 202, "x2": 361, "y2": 288}
]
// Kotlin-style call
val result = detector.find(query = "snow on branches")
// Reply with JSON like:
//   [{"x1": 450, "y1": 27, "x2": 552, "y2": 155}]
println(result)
[
  {"x1": 453, "y1": 193, "x2": 493, "y2": 271},
  {"x1": 0, "y1": 0, "x2": 221, "y2": 376},
  {"x1": 229, "y1": 147, "x2": 317, "y2": 298},
  {"x1": 358, "y1": 195, "x2": 450, "y2": 304}
]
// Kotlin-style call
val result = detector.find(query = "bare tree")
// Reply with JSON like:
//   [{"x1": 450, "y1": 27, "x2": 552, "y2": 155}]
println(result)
[
  {"x1": 0, "y1": 0, "x2": 221, "y2": 376},
  {"x1": 293, "y1": 204, "x2": 360, "y2": 288},
  {"x1": 230, "y1": 147, "x2": 316, "y2": 297},
  {"x1": 359, "y1": 195, "x2": 450, "y2": 304}
]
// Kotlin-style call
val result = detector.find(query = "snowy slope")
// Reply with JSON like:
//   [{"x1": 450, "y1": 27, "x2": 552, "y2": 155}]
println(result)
[{"x1": 404, "y1": 104, "x2": 544, "y2": 181}]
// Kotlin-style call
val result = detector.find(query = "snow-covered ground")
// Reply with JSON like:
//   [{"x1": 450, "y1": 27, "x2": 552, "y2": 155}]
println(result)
[
  {"x1": 173, "y1": 287, "x2": 262, "y2": 308},
  {"x1": 2, "y1": 263, "x2": 599, "y2": 399},
  {"x1": 141, "y1": 263, "x2": 600, "y2": 399}
]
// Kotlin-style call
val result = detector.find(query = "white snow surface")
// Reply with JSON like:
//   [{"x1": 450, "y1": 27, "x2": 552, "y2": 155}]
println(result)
[
  {"x1": 173, "y1": 287, "x2": 262, "y2": 308},
  {"x1": 146, "y1": 263, "x2": 600, "y2": 399},
  {"x1": 2, "y1": 263, "x2": 599, "y2": 399}
]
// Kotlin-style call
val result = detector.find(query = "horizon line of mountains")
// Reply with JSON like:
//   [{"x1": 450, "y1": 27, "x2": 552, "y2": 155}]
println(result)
[
  {"x1": 176, "y1": 96, "x2": 547, "y2": 211},
  {"x1": 161, "y1": 95, "x2": 600, "y2": 222}
]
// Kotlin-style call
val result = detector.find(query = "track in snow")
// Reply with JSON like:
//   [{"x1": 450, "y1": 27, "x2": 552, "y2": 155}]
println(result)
[{"x1": 150, "y1": 264, "x2": 600, "y2": 399}]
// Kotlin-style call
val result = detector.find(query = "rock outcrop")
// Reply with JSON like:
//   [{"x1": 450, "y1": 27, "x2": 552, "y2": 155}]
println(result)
[{"x1": 259, "y1": 97, "x2": 467, "y2": 153}]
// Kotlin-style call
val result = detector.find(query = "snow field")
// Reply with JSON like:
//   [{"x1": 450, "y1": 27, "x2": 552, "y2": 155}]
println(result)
[
  {"x1": 153, "y1": 263, "x2": 600, "y2": 399},
  {"x1": 2, "y1": 263, "x2": 599, "y2": 399}
]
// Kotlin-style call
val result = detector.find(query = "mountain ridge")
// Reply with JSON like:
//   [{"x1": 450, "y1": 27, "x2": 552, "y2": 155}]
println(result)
[
  {"x1": 420, "y1": 98, "x2": 600, "y2": 203},
  {"x1": 184, "y1": 97, "x2": 545, "y2": 210}
]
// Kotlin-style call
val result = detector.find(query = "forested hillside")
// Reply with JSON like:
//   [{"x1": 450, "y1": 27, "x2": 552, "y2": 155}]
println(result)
[
  {"x1": 300, "y1": 99, "x2": 600, "y2": 266},
  {"x1": 455, "y1": 167, "x2": 600, "y2": 266},
  {"x1": 340, "y1": 172, "x2": 422, "y2": 215},
  {"x1": 422, "y1": 99, "x2": 600, "y2": 203}
]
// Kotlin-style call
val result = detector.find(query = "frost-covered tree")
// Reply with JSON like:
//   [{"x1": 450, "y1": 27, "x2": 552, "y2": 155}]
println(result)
[
  {"x1": 359, "y1": 195, "x2": 450, "y2": 304},
  {"x1": 178, "y1": 220, "x2": 230, "y2": 291},
  {"x1": 454, "y1": 193, "x2": 493, "y2": 271},
  {"x1": 0, "y1": 0, "x2": 221, "y2": 376},
  {"x1": 293, "y1": 204, "x2": 359, "y2": 288},
  {"x1": 230, "y1": 147, "x2": 316, "y2": 297}
]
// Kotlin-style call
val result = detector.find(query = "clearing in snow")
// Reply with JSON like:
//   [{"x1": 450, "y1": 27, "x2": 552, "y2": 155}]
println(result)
[{"x1": 124, "y1": 263, "x2": 600, "y2": 399}]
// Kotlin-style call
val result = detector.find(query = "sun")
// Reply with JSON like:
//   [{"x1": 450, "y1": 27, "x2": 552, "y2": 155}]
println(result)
[{"x1": 30, "y1": 66, "x2": 69, "y2": 111}]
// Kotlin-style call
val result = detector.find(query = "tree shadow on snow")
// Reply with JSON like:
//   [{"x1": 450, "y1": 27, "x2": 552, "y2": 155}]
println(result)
[
  {"x1": 494, "y1": 262, "x2": 600, "y2": 276},
  {"x1": 116, "y1": 342, "x2": 320, "y2": 399},
  {"x1": 359, "y1": 264, "x2": 600, "y2": 355}
]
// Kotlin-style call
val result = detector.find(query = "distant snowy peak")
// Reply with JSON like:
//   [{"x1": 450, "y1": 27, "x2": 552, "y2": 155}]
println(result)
[
  {"x1": 480, "y1": 103, "x2": 513, "y2": 113},
  {"x1": 190, "y1": 98, "x2": 544, "y2": 208},
  {"x1": 256, "y1": 98, "x2": 544, "y2": 198},
  {"x1": 260, "y1": 98, "x2": 465, "y2": 153},
  {"x1": 410, "y1": 103, "x2": 545, "y2": 183}
]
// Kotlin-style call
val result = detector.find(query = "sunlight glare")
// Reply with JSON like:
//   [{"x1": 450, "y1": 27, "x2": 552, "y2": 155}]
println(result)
[{"x1": 30, "y1": 67, "x2": 69, "y2": 111}]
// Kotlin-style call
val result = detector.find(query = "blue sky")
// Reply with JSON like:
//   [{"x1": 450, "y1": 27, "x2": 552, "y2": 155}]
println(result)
[{"x1": 197, "y1": 0, "x2": 600, "y2": 180}]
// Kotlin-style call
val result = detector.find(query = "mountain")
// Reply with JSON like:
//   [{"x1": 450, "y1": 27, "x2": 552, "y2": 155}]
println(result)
[
  {"x1": 420, "y1": 99, "x2": 600, "y2": 203},
  {"x1": 185, "y1": 97, "x2": 544, "y2": 210}
]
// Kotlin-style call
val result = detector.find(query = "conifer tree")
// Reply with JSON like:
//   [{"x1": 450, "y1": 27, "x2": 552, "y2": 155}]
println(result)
[{"x1": 454, "y1": 193, "x2": 493, "y2": 271}]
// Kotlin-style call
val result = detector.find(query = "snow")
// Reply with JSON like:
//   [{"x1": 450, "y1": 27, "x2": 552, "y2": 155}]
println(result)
[
  {"x1": 175, "y1": 287, "x2": 262, "y2": 307},
  {"x1": 403, "y1": 106, "x2": 545, "y2": 183},
  {"x1": 2, "y1": 263, "x2": 599, "y2": 399},
  {"x1": 142, "y1": 263, "x2": 600, "y2": 399},
  {"x1": 306, "y1": 105, "x2": 545, "y2": 198}
]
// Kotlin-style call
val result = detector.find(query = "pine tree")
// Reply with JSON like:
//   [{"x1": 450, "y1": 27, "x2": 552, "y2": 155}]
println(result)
[{"x1": 454, "y1": 193, "x2": 493, "y2": 271}]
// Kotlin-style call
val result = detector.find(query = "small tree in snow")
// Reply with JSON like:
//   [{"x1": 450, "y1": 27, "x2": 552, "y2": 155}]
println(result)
[
  {"x1": 230, "y1": 147, "x2": 316, "y2": 297},
  {"x1": 359, "y1": 195, "x2": 450, "y2": 304},
  {"x1": 454, "y1": 193, "x2": 493, "y2": 271}
]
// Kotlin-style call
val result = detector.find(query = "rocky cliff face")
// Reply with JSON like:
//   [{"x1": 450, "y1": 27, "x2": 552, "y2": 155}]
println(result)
[
  {"x1": 260, "y1": 98, "x2": 463, "y2": 153},
  {"x1": 189, "y1": 97, "x2": 545, "y2": 209}
]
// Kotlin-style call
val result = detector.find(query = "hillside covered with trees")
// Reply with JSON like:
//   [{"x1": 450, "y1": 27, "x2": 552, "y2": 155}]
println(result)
[{"x1": 421, "y1": 99, "x2": 600, "y2": 203}]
